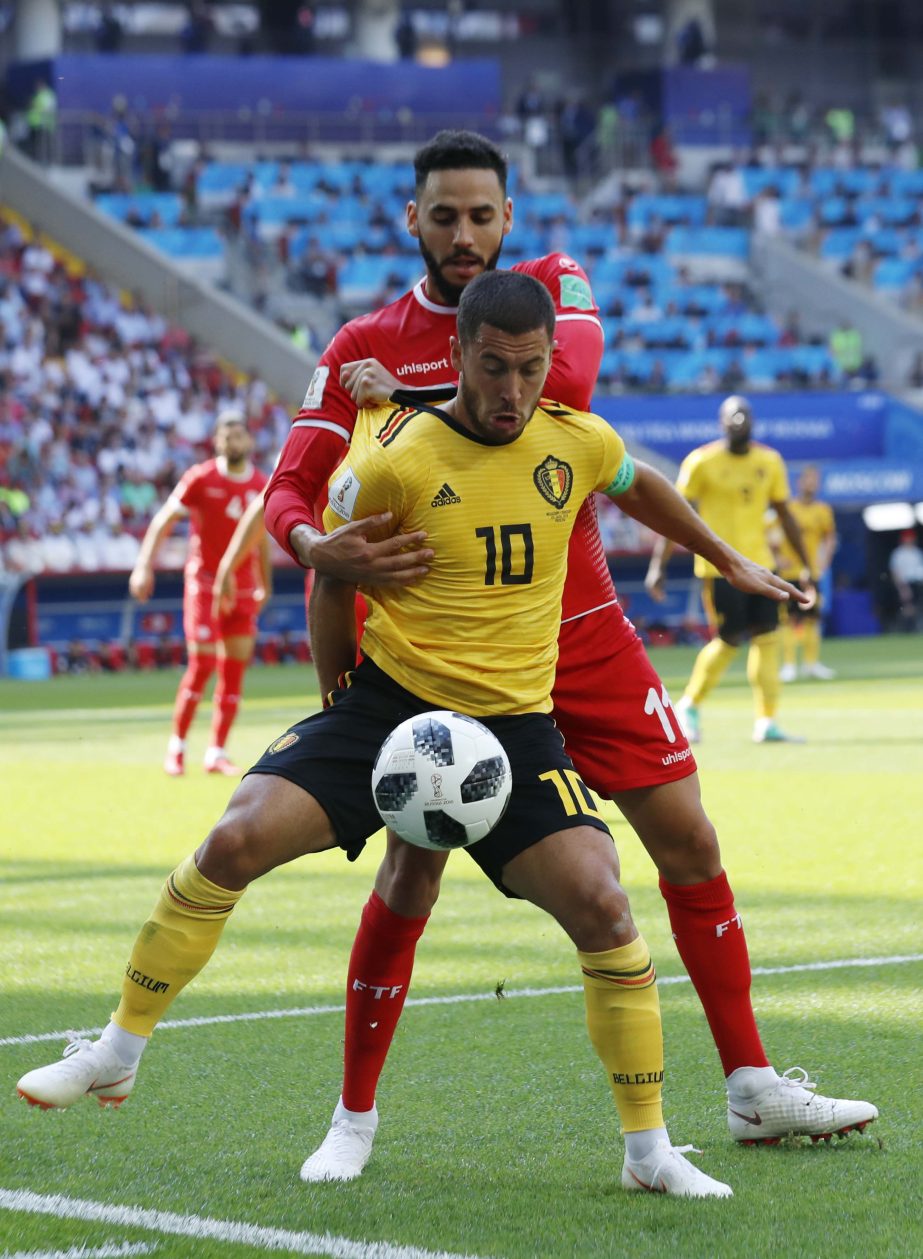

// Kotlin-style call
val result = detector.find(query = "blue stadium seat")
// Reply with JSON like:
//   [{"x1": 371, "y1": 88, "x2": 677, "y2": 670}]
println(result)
[
  {"x1": 96, "y1": 192, "x2": 184, "y2": 226},
  {"x1": 873, "y1": 257, "x2": 917, "y2": 290},
  {"x1": 665, "y1": 227, "x2": 749, "y2": 258},
  {"x1": 819, "y1": 228, "x2": 862, "y2": 260}
]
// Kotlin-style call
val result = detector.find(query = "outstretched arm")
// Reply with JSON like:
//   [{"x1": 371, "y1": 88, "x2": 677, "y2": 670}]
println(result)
[
  {"x1": 128, "y1": 500, "x2": 185, "y2": 602},
  {"x1": 616, "y1": 461, "x2": 811, "y2": 605}
]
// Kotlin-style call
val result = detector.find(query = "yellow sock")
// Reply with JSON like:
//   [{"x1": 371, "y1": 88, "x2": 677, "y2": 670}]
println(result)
[
  {"x1": 780, "y1": 617, "x2": 797, "y2": 668},
  {"x1": 685, "y1": 637, "x2": 738, "y2": 705},
  {"x1": 579, "y1": 935, "x2": 664, "y2": 1133},
  {"x1": 113, "y1": 855, "x2": 244, "y2": 1036},
  {"x1": 802, "y1": 619, "x2": 821, "y2": 667},
  {"x1": 747, "y1": 631, "x2": 780, "y2": 719}
]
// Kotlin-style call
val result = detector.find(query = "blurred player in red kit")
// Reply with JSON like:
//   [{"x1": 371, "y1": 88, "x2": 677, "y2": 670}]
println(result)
[{"x1": 130, "y1": 409, "x2": 270, "y2": 776}]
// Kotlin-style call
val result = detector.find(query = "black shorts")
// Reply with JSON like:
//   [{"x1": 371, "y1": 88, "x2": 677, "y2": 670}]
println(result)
[
  {"x1": 778, "y1": 579, "x2": 821, "y2": 623},
  {"x1": 246, "y1": 657, "x2": 611, "y2": 897},
  {"x1": 702, "y1": 577, "x2": 779, "y2": 643}
]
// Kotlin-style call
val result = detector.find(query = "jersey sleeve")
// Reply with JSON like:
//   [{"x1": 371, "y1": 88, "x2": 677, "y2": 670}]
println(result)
[
  {"x1": 171, "y1": 463, "x2": 205, "y2": 512},
  {"x1": 321, "y1": 420, "x2": 405, "y2": 537},
  {"x1": 675, "y1": 450, "x2": 702, "y2": 501},
  {"x1": 513, "y1": 254, "x2": 603, "y2": 411},
  {"x1": 592, "y1": 422, "x2": 633, "y2": 497},
  {"x1": 291, "y1": 320, "x2": 365, "y2": 442},
  {"x1": 263, "y1": 424, "x2": 349, "y2": 562}
]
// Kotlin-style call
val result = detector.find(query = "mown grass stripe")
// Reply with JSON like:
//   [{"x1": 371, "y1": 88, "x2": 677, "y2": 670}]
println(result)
[
  {"x1": 1, "y1": 953, "x2": 919, "y2": 1050},
  {"x1": 0, "y1": 1189, "x2": 491, "y2": 1259}
]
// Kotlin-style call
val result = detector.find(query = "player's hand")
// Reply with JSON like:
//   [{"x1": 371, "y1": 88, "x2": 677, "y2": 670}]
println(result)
[
  {"x1": 644, "y1": 562, "x2": 667, "y2": 603},
  {"x1": 303, "y1": 513, "x2": 434, "y2": 586},
  {"x1": 722, "y1": 555, "x2": 813, "y2": 605},
  {"x1": 340, "y1": 359, "x2": 403, "y2": 406},
  {"x1": 129, "y1": 564, "x2": 154, "y2": 602},
  {"x1": 211, "y1": 569, "x2": 237, "y2": 620},
  {"x1": 253, "y1": 582, "x2": 272, "y2": 612}
]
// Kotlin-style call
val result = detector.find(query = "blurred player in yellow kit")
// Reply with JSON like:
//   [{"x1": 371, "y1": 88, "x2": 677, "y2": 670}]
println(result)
[
  {"x1": 646, "y1": 395, "x2": 813, "y2": 743},
  {"x1": 770, "y1": 466, "x2": 837, "y2": 681}
]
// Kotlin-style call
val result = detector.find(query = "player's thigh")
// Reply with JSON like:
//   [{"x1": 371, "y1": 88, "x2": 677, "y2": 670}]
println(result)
[
  {"x1": 501, "y1": 825, "x2": 633, "y2": 950},
  {"x1": 611, "y1": 773, "x2": 721, "y2": 884},
  {"x1": 219, "y1": 632, "x2": 256, "y2": 662},
  {"x1": 184, "y1": 582, "x2": 218, "y2": 648},
  {"x1": 553, "y1": 625, "x2": 696, "y2": 795},
  {"x1": 196, "y1": 771, "x2": 338, "y2": 887},
  {"x1": 464, "y1": 713, "x2": 612, "y2": 897}
]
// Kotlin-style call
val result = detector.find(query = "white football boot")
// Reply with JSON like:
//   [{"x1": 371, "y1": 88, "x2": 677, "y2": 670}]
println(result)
[
  {"x1": 622, "y1": 1142, "x2": 733, "y2": 1198},
  {"x1": 675, "y1": 697, "x2": 701, "y2": 743},
  {"x1": 779, "y1": 663, "x2": 798, "y2": 683},
  {"x1": 17, "y1": 1037, "x2": 137, "y2": 1109},
  {"x1": 752, "y1": 717, "x2": 805, "y2": 743},
  {"x1": 301, "y1": 1099, "x2": 378, "y2": 1182},
  {"x1": 727, "y1": 1067, "x2": 878, "y2": 1144},
  {"x1": 802, "y1": 661, "x2": 836, "y2": 680}
]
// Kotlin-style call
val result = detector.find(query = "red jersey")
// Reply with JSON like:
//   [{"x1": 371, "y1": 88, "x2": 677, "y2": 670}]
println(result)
[
  {"x1": 265, "y1": 253, "x2": 628, "y2": 625},
  {"x1": 171, "y1": 457, "x2": 268, "y2": 593}
]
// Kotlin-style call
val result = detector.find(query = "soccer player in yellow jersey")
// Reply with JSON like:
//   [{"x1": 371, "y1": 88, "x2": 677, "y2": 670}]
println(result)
[
  {"x1": 18, "y1": 274, "x2": 819, "y2": 1198},
  {"x1": 646, "y1": 395, "x2": 814, "y2": 743},
  {"x1": 770, "y1": 465, "x2": 837, "y2": 681}
]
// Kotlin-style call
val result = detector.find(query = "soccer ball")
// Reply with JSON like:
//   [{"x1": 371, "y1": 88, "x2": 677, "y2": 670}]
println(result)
[{"x1": 372, "y1": 710, "x2": 512, "y2": 850}]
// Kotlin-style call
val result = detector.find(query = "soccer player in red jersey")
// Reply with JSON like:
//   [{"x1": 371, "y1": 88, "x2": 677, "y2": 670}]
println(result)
[
  {"x1": 261, "y1": 132, "x2": 875, "y2": 1178},
  {"x1": 129, "y1": 410, "x2": 270, "y2": 776}
]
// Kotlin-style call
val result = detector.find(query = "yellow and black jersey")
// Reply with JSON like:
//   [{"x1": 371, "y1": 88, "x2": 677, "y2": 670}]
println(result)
[
  {"x1": 322, "y1": 399, "x2": 633, "y2": 715},
  {"x1": 774, "y1": 498, "x2": 835, "y2": 580},
  {"x1": 676, "y1": 440, "x2": 790, "y2": 578}
]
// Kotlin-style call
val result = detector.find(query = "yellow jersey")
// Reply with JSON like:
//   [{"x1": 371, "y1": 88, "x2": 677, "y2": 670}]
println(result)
[
  {"x1": 774, "y1": 498, "x2": 835, "y2": 580},
  {"x1": 676, "y1": 440, "x2": 790, "y2": 578},
  {"x1": 322, "y1": 399, "x2": 632, "y2": 715}
]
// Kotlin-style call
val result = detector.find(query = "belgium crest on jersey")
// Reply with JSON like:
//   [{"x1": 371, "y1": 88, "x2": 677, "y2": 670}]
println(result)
[{"x1": 533, "y1": 455, "x2": 573, "y2": 509}]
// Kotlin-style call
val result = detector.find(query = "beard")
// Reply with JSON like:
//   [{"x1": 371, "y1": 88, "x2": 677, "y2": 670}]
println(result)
[{"x1": 417, "y1": 230, "x2": 504, "y2": 306}]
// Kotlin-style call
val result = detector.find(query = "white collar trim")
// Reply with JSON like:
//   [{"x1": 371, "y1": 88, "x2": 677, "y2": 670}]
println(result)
[{"x1": 412, "y1": 278, "x2": 458, "y2": 315}]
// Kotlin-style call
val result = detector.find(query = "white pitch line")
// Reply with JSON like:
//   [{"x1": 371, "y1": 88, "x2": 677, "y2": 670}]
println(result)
[
  {"x1": 2, "y1": 1243, "x2": 157, "y2": 1259},
  {"x1": 1, "y1": 953, "x2": 920, "y2": 1050},
  {"x1": 0, "y1": 1189, "x2": 490, "y2": 1259}
]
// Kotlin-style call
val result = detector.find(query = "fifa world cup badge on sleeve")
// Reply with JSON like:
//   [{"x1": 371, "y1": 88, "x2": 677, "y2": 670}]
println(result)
[
  {"x1": 303, "y1": 365, "x2": 329, "y2": 409},
  {"x1": 328, "y1": 465, "x2": 361, "y2": 521}
]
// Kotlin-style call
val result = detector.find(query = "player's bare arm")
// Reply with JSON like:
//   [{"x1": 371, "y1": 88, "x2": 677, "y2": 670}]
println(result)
[
  {"x1": 619, "y1": 462, "x2": 811, "y2": 606},
  {"x1": 213, "y1": 491, "x2": 268, "y2": 618},
  {"x1": 129, "y1": 500, "x2": 185, "y2": 603},
  {"x1": 309, "y1": 573, "x2": 359, "y2": 699},
  {"x1": 289, "y1": 515, "x2": 434, "y2": 585},
  {"x1": 772, "y1": 499, "x2": 817, "y2": 606},
  {"x1": 340, "y1": 359, "x2": 403, "y2": 407}
]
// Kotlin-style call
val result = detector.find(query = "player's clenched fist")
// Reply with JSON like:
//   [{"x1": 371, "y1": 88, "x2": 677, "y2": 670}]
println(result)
[{"x1": 340, "y1": 359, "x2": 403, "y2": 406}]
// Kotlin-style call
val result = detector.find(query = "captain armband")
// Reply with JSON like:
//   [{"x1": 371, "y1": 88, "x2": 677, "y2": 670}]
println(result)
[{"x1": 603, "y1": 452, "x2": 636, "y2": 497}]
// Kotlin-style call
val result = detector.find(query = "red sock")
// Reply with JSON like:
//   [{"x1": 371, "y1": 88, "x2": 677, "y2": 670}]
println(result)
[
  {"x1": 659, "y1": 871, "x2": 769, "y2": 1076},
  {"x1": 210, "y1": 656, "x2": 247, "y2": 749},
  {"x1": 342, "y1": 890, "x2": 429, "y2": 1112},
  {"x1": 172, "y1": 654, "x2": 216, "y2": 739}
]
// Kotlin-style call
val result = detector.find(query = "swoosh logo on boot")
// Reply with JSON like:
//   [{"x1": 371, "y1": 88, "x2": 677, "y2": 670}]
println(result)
[{"x1": 729, "y1": 1106, "x2": 762, "y2": 1125}]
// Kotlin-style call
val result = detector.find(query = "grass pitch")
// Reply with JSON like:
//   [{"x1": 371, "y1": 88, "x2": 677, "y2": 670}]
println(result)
[{"x1": 1, "y1": 635, "x2": 921, "y2": 1259}]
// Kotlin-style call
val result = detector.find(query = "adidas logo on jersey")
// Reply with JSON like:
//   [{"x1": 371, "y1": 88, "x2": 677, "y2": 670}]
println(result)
[{"x1": 431, "y1": 482, "x2": 462, "y2": 507}]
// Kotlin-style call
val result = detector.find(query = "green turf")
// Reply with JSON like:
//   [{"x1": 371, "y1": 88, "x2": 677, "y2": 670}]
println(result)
[{"x1": 1, "y1": 636, "x2": 922, "y2": 1258}]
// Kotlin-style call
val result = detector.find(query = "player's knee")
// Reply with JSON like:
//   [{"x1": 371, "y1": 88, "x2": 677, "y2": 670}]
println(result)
[
  {"x1": 196, "y1": 801, "x2": 267, "y2": 889},
  {"x1": 658, "y1": 812, "x2": 721, "y2": 884},
  {"x1": 564, "y1": 878, "x2": 635, "y2": 952}
]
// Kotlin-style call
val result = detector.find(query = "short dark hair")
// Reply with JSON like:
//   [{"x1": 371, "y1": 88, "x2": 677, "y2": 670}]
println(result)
[
  {"x1": 413, "y1": 130, "x2": 508, "y2": 195},
  {"x1": 456, "y1": 270, "x2": 555, "y2": 346}
]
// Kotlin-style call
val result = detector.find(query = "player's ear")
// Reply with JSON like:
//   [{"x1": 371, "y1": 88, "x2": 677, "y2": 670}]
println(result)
[
  {"x1": 449, "y1": 336, "x2": 463, "y2": 371},
  {"x1": 406, "y1": 201, "x2": 420, "y2": 238},
  {"x1": 503, "y1": 197, "x2": 513, "y2": 236}
]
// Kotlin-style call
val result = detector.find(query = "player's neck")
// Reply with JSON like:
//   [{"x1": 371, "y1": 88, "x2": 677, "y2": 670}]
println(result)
[
  {"x1": 217, "y1": 455, "x2": 252, "y2": 479},
  {"x1": 421, "y1": 274, "x2": 459, "y2": 309}
]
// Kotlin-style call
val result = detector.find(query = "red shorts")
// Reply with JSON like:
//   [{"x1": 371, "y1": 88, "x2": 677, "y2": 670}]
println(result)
[
  {"x1": 183, "y1": 582, "x2": 259, "y2": 647},
  {"x1": 551, "y1": 605, "x2": 697, "y2": 795}
]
